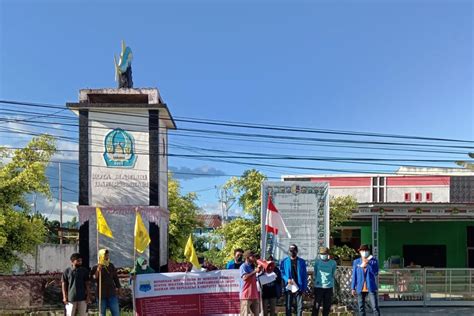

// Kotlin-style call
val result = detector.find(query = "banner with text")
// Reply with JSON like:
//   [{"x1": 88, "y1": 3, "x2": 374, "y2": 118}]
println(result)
[
  {"x1": 261, "y1": 181, "x2": 330, "y2": 263},
  {"x1": 134, "y1": 270, "x2": 241, "y2": 316}
]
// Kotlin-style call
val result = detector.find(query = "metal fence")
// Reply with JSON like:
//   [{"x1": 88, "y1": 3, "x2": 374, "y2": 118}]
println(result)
[{"x1": 332, "y1": 267, "x2": 474, "y2": 308}]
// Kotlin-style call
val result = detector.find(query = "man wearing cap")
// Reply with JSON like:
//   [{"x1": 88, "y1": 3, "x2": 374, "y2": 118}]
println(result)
[
  {"x1": 280, "y1": 244, "x2": 307, "y2": 316},
  {"x1": 239, "y1": 250, "x2": 262, "y2": 316},
  {"x1": 312, "y1": 247, "x2": 336, "y2": 316},
  {"x1": 351, "y1": 244, "x2": 380, "y2": 316}
]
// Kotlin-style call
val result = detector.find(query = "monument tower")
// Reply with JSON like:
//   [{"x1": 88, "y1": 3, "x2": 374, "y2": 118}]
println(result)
[{"x1": 67, "y1": 42, "x2": 176, "y2": 269}]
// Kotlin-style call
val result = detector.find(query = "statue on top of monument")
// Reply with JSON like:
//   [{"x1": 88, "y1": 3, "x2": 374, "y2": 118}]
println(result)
[{"x1": 114, "y1": 40, "x2": 133, "y2": 88}]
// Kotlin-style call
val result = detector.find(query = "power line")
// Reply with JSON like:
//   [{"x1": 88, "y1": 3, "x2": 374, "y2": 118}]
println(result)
[
  {"x1": 2, "y1": 100, "x2": 473, "y2": 175},
  {"x1": 2, "y1": 99, "x2": 473, "y2": 145},
  {"x1": 4, "y1": 148, "x2": 465, "y2": 177},
  {"x1": 3, "y1": 141, "x2": 468, "y2": 171},
  {"x1": 1, "y1": 125, "x2": 468, "y2": 172},
  {"x1": 4, "y1": 144, "x2": 466, "y2": 163},
  {"x1": 1, "y1": 115, "x2": 472, "y2": 156}
]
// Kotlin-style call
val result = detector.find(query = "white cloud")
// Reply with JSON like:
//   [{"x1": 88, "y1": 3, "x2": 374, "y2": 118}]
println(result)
[
  {"x1": 198, "y1": 202, "x2": 243, "y2": 217},
  {"x1": 54, "y1": 140, "x2": 78, "y2": 161},
  {"x1": 35, "y1": 196, "x2": 79, "y2": 222},
  {"x1": 199, "y1": 202, "x2": 222, "y2": 215}
]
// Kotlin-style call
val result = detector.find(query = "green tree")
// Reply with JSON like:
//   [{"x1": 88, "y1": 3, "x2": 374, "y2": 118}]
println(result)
[
  {"x1": 223, "y1": 169, "x2": 266, "y2": 221},
  {"x1": 168, "y1": 172, "x2": 200, "y2": 261},
  {"x1": 213, "y1": 169, "x2": 267, "y2": 266},
  {"x1": 329, "y1": 195, "x2": 358, "y2": 263},
  {"x1": 0, "y1": 135, "x2": 56, "y2": 272},
  {"x1": 68, "y1": 216, "x2": 78, "y2": 229},
  {"x1": 329, "y1": 195, "x2": 358, "y2": 234}
]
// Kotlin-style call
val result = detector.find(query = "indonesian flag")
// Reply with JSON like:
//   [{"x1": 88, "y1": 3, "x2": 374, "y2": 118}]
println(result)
[{"x1": 265, "y1": 195, "x2": 291, "y2": 238}]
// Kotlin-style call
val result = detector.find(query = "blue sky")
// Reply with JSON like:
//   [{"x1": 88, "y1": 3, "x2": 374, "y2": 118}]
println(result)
[{"x1": 0, "y1": 0, "x2": 472, "y2": 219}]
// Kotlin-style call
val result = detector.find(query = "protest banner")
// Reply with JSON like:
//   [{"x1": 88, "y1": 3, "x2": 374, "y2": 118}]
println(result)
[{"x1": 134, "y1": 270, "x2": 241, "y2": 316}]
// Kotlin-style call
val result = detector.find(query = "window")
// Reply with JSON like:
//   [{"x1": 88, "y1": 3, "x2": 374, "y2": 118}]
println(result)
[
  {"x1": 426, "y1": 192, "x2": 433, "y2": 202},
  {"x1": 372, "y1": 176, "x2": 386, "y2": 202},
  {"x1": 404, "y1": 193, "x2": 411, "y2": 202},
  {"x1": 415, "y1": 193, "x2": 422, "y2": 202},
  {"x1": 372, "y1": 188, "x2": 378, "y2": 202}
]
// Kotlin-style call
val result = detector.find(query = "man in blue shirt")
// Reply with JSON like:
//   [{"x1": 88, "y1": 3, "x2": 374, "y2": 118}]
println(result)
[
  {"x1": 280, "y1": 244, "x2": 307, "y2": 316},
  {"x1": 226, "y1": 248, "x2": 244, "y2": 269},
  {"x1": 351, "y1": 244, "x2": 380, "y2": 316},
  {"x1": 312, "y1": 247, "x2": 336, "y2": 316}
]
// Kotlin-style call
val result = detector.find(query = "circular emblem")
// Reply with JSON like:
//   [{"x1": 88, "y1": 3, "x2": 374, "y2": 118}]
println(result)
[{"x1": 103, "y1": 128, "x2": 137, "y2": 168}]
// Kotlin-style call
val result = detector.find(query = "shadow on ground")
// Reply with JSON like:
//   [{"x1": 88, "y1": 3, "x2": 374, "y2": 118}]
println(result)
[{"x1": 381, "y1": 306, "x2": 474, "y2": 315}]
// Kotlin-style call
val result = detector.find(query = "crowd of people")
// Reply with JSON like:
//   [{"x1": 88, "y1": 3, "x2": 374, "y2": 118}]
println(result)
[
  {"x1": 61, "y1": 249, "x2": 154, "y2": 316},
  {"x1": 61, "y1": 244, "x2": 381, "y2": 316},
  {"x1": 234, "y1": 244, "x2": 381, "y2": 316}
]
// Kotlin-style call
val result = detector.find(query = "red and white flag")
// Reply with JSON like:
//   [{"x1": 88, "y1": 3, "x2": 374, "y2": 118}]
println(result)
[{"x1": 265, "y1": 195, "x2": 291, "y2": 238}]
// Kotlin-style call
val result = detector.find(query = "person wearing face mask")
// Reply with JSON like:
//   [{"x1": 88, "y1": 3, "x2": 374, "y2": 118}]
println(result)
[
  {"x1": 280, "y1": 244, "x2": 307, "y2": 316},
  {"x1": 261, "y1": 255, "x2": 282, "y2": 316},
  {"x1": 227, "y1": 248, "x2": 245, "y2": 269},
  {"x1": 62, "y1": 253, "x2": 91, "y2": 316},
  {"x1": 91, "y1": 249, "x2": 121, "y2": 316},
  {"x1": 130, "y1": 257, "x2": 155, "y2": 278},
  {"x1": 312, "y1": 247, "x2": 336, "y2": 316},
  {"x1": 351, "y1": 244, "x2": 380, "y2": 316}
]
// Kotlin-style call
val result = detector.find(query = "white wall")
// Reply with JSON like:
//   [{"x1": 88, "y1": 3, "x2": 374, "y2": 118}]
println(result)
[
  {"x1": 89, "y1": 111, "x2": 150, "y2": 206},
  {"x1": 329, "y1": 186, "x2": 450, "y2": 203},
  {"x1": 329, "y1": 187, "x2": 371, "y2": 203},
  {"x1": 17, "y1": 244, "x2": 78, "y2": 273},
  {"x1": 386, "y1": 186, "x2": 450, "y2": 203}
]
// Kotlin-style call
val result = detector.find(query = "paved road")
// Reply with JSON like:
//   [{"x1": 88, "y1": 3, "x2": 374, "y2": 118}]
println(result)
[{"x1": 380, "y1": 306, "x2": 474, "y2": 315}]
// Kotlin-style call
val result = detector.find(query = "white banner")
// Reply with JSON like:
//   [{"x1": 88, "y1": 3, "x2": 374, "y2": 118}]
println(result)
[{"x1": 135, "y1": 270, "x2": 241, "y2": 316}]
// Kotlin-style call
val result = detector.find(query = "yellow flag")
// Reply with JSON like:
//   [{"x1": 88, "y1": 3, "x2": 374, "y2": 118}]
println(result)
[
  {"x1": 184, "y1": 234, "x2": 200, "y2": 270},
  {"x1": 134, "y1": 212, "x2": 151, "y2": 253},
  {"x1": 96, "y1": 207, "x2": 113, "y2": 238}
]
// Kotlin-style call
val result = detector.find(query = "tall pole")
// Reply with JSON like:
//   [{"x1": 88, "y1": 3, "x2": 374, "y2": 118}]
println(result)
[
  {"x1": 97, "y1": 219, "x2": 101, "y2": 315},
  {"x1": 59, "y1": 162, "x2": 63, "y2": 244},
  {"x1": 132, "y1": 210, "x2": 137, "y2": 316},
  {"x1": 216, "y1": 186, "x2": 235, "y2": 224}
]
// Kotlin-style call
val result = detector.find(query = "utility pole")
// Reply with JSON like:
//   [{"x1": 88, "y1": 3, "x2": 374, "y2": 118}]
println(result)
[
  {"x1": 59, "y1": 162, "x2": 63, "y2": 244},
  {"x1": 33, "y1": 193, "x2": 37, "y2": 215},
  {"x1": 216, "y1": 185, "x2": 236, "y2": 224}
]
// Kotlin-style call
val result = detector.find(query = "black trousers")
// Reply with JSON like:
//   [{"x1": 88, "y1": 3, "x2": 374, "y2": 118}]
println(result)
[{"x1": 311, "y1": 287, "x2": 333, "y2": 316}]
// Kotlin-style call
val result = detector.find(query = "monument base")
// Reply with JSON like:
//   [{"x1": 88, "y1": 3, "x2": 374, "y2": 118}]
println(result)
[{"x1": 77, "y1": 206, "x2": 169, "y2": 270}]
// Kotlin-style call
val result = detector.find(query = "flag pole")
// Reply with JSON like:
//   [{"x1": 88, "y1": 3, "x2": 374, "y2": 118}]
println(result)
[
  {"x1": 97, "y1": 210, "x2": 101, "y2": 316},
  {"x1": 259, "y1": 191, "x2": 269, "y2": 316},
  {"x1": 132, "y1": 208, "x2": 137, "y2": 316},
  {"x1": 261, "y1": 190, "x2": 268, "y2": 259}
]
